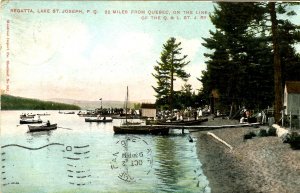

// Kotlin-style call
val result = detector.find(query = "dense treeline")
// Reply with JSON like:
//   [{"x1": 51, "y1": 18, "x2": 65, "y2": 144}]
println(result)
[
  {"x1": 152, "y1": 2, "x2": 300, "y2": 116},
  {"x1": 199, "y1": 2, "x2": 300, "y2": 115},
  {"x1": 1, "y1": 94, "x2": 81, "y2": 110}
]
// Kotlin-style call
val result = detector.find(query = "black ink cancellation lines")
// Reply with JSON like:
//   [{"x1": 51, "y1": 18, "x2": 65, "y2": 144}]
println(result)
[
  {"x1": 64, "y1": 144, "x2": 92, "y2": 186},
  {"x1": 1, "y1": 143, "x2": 64, "y2": 150}
]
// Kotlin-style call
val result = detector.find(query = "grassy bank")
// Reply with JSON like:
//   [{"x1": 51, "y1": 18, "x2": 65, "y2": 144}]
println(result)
[{"x1": 1, "y1": 94, "x2": 81, "y2": 110}]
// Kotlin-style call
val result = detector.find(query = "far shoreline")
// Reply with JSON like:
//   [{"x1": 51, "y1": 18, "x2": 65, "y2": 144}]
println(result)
[{"x1": 1, "y1": 94, "x2": 81, "y2": 110}]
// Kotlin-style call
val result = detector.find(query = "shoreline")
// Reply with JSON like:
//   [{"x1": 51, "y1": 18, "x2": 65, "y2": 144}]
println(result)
[{"x1": 190, "y1": 117, "x2": 300, "y2": 193}]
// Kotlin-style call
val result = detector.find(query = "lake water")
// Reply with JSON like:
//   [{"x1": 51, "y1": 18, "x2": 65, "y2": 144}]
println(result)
[{"x1": 0, "y1": 110, "x2": 210, "y2": 193}]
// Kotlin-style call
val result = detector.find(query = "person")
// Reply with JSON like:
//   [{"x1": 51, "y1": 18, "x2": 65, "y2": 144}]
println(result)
[
  {"x1": 198, "y1": 108, "x2": 203, "y2": 117},
  {"x1": 193, "y1": 110, "x2": 197, "y2": 120},
  {"x1": 46, "y1": 120, "x2": 50, "y2": 126},
  {"x1": 245, "y1": 110, "x2": 250, "y2": 122},
  {"x1": 240, "y1": 109, "x2": 247, "y2": 123}
]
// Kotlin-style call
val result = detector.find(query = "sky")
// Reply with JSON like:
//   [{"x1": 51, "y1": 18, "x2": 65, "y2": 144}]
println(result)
[
  {"x1": 1, "y1": 1, "x2": 299, "y2": 102},
  {"x1": 1, "y1": 1, "x2": 217, "y2": 102}
]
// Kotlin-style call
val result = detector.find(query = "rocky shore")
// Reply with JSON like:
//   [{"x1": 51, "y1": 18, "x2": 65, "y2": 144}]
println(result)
[{"x1": 190, "y1": 117, "x2": 300, "y2": 193}]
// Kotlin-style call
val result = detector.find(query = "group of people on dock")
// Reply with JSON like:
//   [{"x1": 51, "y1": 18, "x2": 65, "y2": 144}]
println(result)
[{"x1": 156, "y1": 106, "x2": 210, "y2": 121}]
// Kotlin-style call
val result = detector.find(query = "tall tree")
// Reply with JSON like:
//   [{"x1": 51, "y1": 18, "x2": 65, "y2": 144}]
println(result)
[
  {"x1": 152, "y1": 37, "x2": 190, "y2": 110},
  {"x1": 269, "y1": 2, "x2": 283, "y2": 123}
]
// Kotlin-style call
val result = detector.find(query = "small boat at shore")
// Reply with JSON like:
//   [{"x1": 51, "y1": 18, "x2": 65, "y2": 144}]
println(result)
[
  {"x1": 113, "y1": 125, "x2": 169, "y2": 135},
  {"x1": 28, "y1": 124, "x2": 57, "y2": 132},
  {"x1": 20, "y1": 119, "x2": 42, "y2": 124},
  {"x1": 85, "y1": 117, "x2": 113, "y2": 123}
]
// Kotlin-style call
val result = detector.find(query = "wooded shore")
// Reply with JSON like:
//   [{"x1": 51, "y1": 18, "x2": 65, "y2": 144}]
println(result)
[
  {"x1": 1, "y1": 94, "x2": 80, "y2": 110},
  {"x1": 191, "y1": 117, "x2": 300, "y2": 193}
]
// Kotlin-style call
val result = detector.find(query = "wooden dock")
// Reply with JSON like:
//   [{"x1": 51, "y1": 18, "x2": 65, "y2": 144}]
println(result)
[{"x1": 121, "y1": 123, "x2": 261, "y2": 134}]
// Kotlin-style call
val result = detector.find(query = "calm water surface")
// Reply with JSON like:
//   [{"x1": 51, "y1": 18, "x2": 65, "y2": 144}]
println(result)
[{"x1": 0, "y1": 110, "x2": 210, "y2": 193}]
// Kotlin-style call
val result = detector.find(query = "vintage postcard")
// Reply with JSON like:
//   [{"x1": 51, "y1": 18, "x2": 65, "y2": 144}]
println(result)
[{"x1": 1, "y1": 0, "x2": 300, "y2": 193}]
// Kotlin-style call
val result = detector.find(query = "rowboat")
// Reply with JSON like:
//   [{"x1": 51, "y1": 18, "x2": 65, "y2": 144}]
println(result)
[
  {"x1": 113, "y1": 125, "x2": 169, "y2": 135},
  {"x1": 20, "y1": 119, "x2": 42, "y2": 124},
  {"x1": 28, "y1": 124, "x2": 57, "y2": 132},
  {"x1": 85, "y1": 117, "x2": 113, "y2": 122}
]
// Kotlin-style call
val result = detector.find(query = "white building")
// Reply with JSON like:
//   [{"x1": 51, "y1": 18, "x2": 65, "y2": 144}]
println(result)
[
  {"x1": 284, "y1": 81, "x2": 300, "y2": 115},
  {"x1": 141, "y1": 103, "x2": 156, "y2": 118}
]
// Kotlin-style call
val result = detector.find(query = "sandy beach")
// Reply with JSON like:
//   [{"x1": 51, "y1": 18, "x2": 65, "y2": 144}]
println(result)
[{"x1": 190, "y1": 117, "x2": 300, "y2": 193}]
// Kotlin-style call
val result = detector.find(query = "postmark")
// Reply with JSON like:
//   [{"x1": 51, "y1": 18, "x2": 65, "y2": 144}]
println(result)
[{"x1": 110, "y1": 135, "x2": 153, "y2": 183}]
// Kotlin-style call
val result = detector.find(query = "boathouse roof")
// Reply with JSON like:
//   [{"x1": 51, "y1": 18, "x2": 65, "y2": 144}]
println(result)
[
  {"x1": 285, "y1": 81, "x2": 300, "y2": 94},
  {"x1": 141, "y1": 103, "x2": 156, "y2": 109}
]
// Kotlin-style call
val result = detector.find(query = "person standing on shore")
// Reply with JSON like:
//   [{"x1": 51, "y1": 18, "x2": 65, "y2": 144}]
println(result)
[{"x1": 198, "y1": 108, "x2": 203, "y2": 117}]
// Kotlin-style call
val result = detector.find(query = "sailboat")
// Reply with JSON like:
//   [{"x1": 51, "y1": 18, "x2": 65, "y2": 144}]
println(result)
[
  {"x1": 113, "y1": 87, "x2": 168, "y2": 135},
  {"x1": 122, "y1": 86, "x2": 141, "y2": 126}
]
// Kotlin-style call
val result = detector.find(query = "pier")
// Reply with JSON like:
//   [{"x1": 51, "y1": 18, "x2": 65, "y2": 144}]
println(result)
[{"x1": 122, "y1": 123, "x2": 261, "y2": 134}]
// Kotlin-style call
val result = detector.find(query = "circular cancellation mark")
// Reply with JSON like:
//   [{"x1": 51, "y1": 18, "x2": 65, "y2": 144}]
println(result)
[{"x1": 110, "y1": 135, "x2": 153, "y2": 183}]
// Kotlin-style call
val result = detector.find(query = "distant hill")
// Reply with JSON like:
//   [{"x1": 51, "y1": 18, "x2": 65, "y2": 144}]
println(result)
[
  {"x1": 1, "y1": 94, "x2": 81, "y2": 110},
  {"x1": 49, "y1": 98, "x2": 139, "y2": 110}
]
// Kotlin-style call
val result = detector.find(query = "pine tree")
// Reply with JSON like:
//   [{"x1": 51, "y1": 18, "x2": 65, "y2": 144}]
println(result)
[{"x1": 152, "y1": 37, "x2": 190, "y2": 110}]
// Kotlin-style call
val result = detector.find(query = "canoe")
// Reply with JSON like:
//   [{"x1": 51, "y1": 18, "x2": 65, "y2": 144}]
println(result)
[
  {"x1": 113, "y1": 125, "x2": 169, "y2": 135},
  {"x1": 85, "y1": 117, "x2": 113, "y2": 122},
  {"x1": 20, "y1": 119, "x2": 42, "y2": 124},
  {"x1": 28, "y1": 124, "x2": 57, "y2": 132}
]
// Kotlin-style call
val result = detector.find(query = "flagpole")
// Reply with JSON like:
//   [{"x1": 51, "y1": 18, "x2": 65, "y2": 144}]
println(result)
[{"x1": 99, "y1": 98, "x2": 102, "y2": 110}]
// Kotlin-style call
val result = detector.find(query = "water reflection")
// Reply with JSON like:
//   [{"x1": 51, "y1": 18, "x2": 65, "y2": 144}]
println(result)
[
  {"x1": 155, "y1": 136, "x2": 184, "y2": 192},
  {"x1": 26, "y1": 130, "x2": 52, "y2": 144}
]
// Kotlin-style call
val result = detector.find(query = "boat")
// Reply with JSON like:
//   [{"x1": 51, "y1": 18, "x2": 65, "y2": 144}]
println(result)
[
  {"x1": 59, "y1": 111, "x2": 75, "y2": 114},
  {"x1": 37, "y1": 113, "x2": 50, "y2": 116},
  {"x1": 153, "y1": 118, "x2": 208, "y2": 126},
  {"x1": 113, "y1": 125, "x2": 169, "y2": 135},
  {"x1": 28, "y1": 124, "x2": 57, "y2": 132},
  {"x1": 20, "y1": 114, "x2": 36, "y2": 119},
  {"x1": 113, "y1": 86, "x2": 154, "y2": 134},
  {"x1": 85, "y1": 117, "x2": 113, "y2": 122},
  {"x1": 20, "y1": 119, "x2": 42, "y2": 124},
  {"x1": 123, "y1": 121, "x2": 142, "y2": 125},
  {"x1": 64, "y1": 111, "x2": 75, "y2": 114},
  {"x1": 122, "y1": 86, "x2": 142, "y2": 125},
  {"x1": 78, "y1": 110, "x2": 98, "y2": 117}
]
